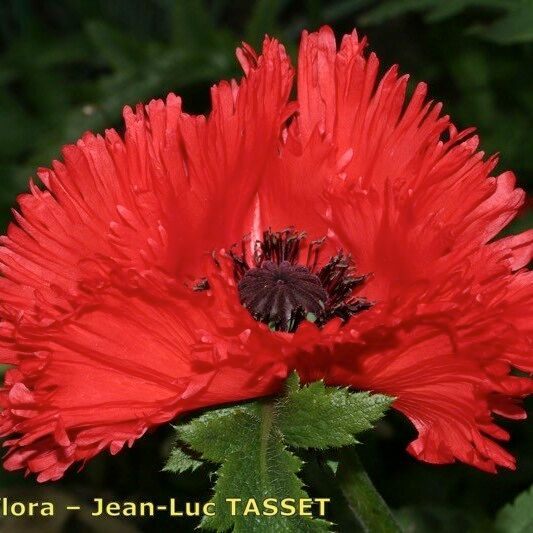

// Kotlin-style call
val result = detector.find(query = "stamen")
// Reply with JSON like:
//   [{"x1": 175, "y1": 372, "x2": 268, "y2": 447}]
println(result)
[
  {"x1": 192, "y1": 277, "x2": 210, "y2": 292},
  {"x1": 228, "y1": 228, "x2": 372, "y2": 332}
]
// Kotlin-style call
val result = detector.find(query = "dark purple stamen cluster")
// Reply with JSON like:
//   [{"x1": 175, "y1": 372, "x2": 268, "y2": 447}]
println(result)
[
  {"x1": 238, "y1": 261, "x2": 327, "y2": 331},
  {"x1": 228, "y1": 228, "x2": 372, "y2": 332}
]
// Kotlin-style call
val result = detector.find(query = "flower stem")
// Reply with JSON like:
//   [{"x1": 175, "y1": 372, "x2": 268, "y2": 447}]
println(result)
[{"x1": 336, "y1": 448, "x2": 402, "y2": 533}]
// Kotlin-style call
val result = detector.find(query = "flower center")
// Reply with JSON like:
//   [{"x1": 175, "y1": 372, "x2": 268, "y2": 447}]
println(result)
[
  {"x1": 228, "y1": 228, "x2": 372, "y2": 332},
  {"x1": 238, "y1": 260, "x2": 327, "y2": 331}
]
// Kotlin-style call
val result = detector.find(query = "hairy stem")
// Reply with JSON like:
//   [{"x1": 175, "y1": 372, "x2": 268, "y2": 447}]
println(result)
[{"x1": 336, "y1": 448, "x2": 402, "y2": 533}]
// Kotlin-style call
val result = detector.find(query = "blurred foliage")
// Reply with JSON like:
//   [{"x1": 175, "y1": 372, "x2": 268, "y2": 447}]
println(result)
[
  {"x1": 362, "y1": 0, "x2": 533, "y2": 43},
  {"x1": 0, "y1": 1, "x2": 531, "y2": 532},
  {"x1": 495, "y1": 483, "x2": 533, "y2": 533}
]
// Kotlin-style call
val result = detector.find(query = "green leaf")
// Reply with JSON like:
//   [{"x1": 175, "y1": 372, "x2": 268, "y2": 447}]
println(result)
[
  {"x1": 278, "y1": 373, "x2": 393, "y2": 449},
  {"x1": 170, "y1": 372, "x2": 393, "y2": 532},
  {"x1": 178, "y1": 405, "x2": 260, "y2": 463},
  {"x1": 163, "y1": 446, "x2": 204, "y2": 474},
  {"x1": 178, "y1": 403, "x2": 331, "y2": 532},
  {"x1": 496, "y1": 484, "x2": 533, "y2": 533}
]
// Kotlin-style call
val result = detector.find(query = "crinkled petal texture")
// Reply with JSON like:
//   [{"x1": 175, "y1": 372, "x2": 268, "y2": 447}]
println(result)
[{"x1": 0, "y1": 27, "x2": 532, "y2": 481}]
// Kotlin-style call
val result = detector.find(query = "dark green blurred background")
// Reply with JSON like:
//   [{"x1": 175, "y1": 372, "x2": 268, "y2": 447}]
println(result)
[{"x1": 0, "y1": 1, "x2": 531, "y2": 532}]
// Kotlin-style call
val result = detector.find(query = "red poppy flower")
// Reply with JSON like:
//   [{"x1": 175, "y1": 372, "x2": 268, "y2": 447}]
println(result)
[{"x1": 1, "y1": 26, "x2": 532, "y2": 482}]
